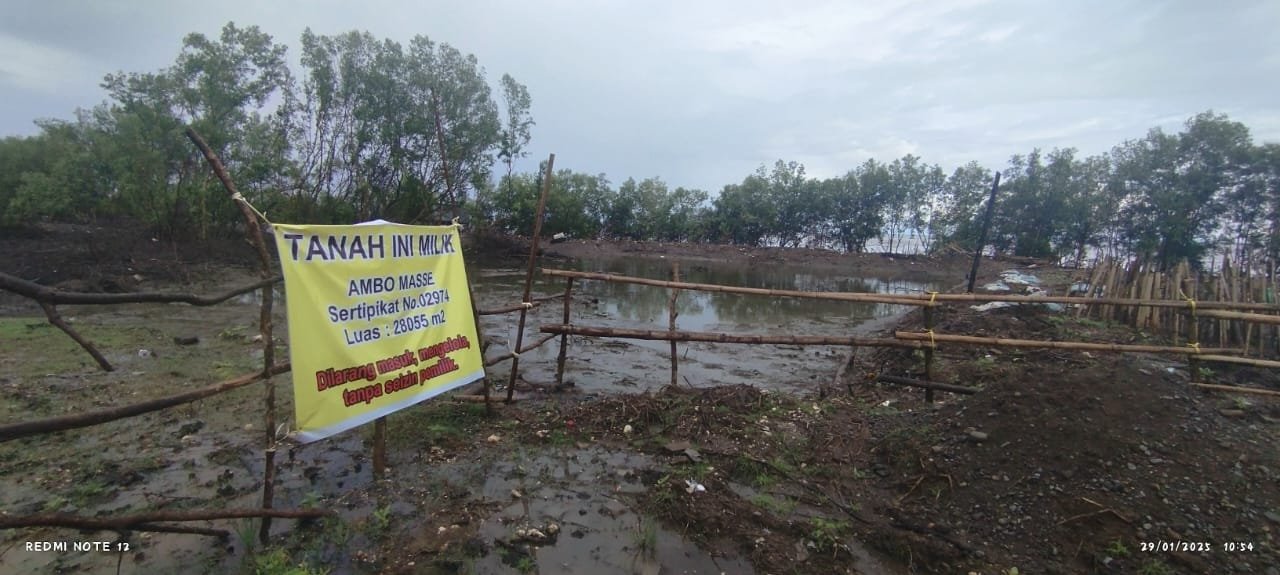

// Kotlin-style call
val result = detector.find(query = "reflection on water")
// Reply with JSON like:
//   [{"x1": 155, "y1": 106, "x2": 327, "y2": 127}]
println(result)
[{"x1": 481, "y1": 257, "x2": 939, "y2": 332}]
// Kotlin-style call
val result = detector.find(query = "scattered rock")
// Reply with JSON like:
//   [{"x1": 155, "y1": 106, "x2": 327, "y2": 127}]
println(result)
[
  {"x1": 172, "y1": 336, "x2": 199, "y2": 346},
  {"x1": 177, "y1": 420, "x2": 204, "y2": 436},
  {"x1": 967, "y1": 430, "x2": 989, "y2": 442},
  {"x1": 1264, "y1": 511, "x2": 1280, "y2": 525},
  {"x1": 1219, "y1": 409, "x2": 1246, "y2": 418},
  {"x1": 486, "y1": 434, "x2": 501, "y2": 443}
]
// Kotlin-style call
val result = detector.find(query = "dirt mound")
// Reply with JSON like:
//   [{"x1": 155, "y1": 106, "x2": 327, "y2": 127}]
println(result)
[{"x1": 856, "y1": 303, "x2": 1280, "y2": 573}]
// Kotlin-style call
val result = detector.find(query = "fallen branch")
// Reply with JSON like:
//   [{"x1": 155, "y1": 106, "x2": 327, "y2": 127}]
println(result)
[
  {"x1": 128, "y1": 523, "x2": 230, "y2": 538},
  {"x1": 483, "y1": 333, "x2": 558, "y2": 366},
  {"x1": 541, "y1": 324, "x2": 925, "y2": 348},
  {"x1": 0, "y1": 508, "x2": 331, "y2": 532},
  {"x1": 0, "y1": 363, "x2": 290, "y2": 443},
  {"x1": 894, "y1": 331, "x2": 1239, "y2": 355},
  {"x1": 39, "y1": 302, "x2": 112, "y2": 371},
  {"x1": 1192, "y1": 382, "x2": 1280, "y2": 396},
  {"x1": 0, "y1": 272, "x2": 280, "y2": 306}
]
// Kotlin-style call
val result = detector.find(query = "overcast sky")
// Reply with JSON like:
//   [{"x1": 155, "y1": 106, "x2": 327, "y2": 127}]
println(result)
[{"x1": 2, "y1": 0, "x2": 1278, "y2": 192}]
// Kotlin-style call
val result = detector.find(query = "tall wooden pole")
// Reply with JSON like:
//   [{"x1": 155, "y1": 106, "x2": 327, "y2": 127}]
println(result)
[
  {"x1": 507, "y1": 154, "x2": 556, "y2": 402},
  {"x1": 668, "y1": 263, "x2": 681, "y2": 387},
  {"x1": 183, "y1": 128, "x2": 278, "y2": 545},
  {"x1": 967, "y1": 172, "x2": 1002, "y2": 293},
  {"x1": 554, "y1": 278, "x2": 574, "y2": 388}
]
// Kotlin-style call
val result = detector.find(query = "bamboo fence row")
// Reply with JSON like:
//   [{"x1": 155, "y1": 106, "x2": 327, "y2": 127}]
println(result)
[
  {"x1": 1077, "y1": 256, "x2": 1280, "y2": 358},
  {"x1": 546, "y1": 263, "x2": 1280, "y2": 399}
]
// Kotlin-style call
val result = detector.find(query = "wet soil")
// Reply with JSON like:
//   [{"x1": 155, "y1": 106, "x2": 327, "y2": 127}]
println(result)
[{"x1": 1, "y1": 223, "x2": 1278, "y2": 574}]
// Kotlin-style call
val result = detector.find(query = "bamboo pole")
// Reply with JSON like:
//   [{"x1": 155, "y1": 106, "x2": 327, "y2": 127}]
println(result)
[
  {"x1": 507, "y1": 154, "x2": 555, "y2": 403},
  {"x1": 894, "y1": 331, "x2": 1238, "y2": 355},
  {"x1": 669, "y1": 263, "x2": 680, "y2": 388},
  {"x1": 923, "y1": 297, "x2": 936, "y2": 403},
  {"x1": 1194, "y1": 354, "x2": 1280, "y2": 369},
  {"x1": 967, "y1": 172, "x2": 1002, "y2": 293},
  {"x1": 877, "y1": 375, "x2": 978, "y2": 395},
  {"x1": 1193, "y1": 310, "x2": 1280, "y2": 325},
  {"x1": 554, "y1": 278, "x2": 574, "y2": 388},
  {"x1": 540, "y1": 324, "x2": 926, "y2": 348},
  {"x1": 542, "y1": 269, "x2": 934, "y2": 307},
  {"x1": 540, "y1": 269, "x2": 1280, "y2": 311},
  {"x1": 0, "y1": 363, "x2": 290, "y2": 443},
  {"x1": 184, "y1": 128, "x2": 279, "y2": 545}
]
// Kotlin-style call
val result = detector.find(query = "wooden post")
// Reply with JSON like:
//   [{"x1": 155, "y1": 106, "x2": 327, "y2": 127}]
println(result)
[
  {"x1": 554, "y1": 278, "x2": 574, "y2": 388},
  {"x1": 923, "y1": 300, "x2": 936, "y2": 403},
  {"x1": 183, "y1": 128, "x2": 278, "y2": 546},
  {"x1": 1188, "y1": 291, "x2": 1201, "y2": 384},
  {"x1": 372, "y1": 417, "x2": 387, "y2": 479},
  {"x1": 669, "y1": 263, "x2": 681, "y2": 387},
  {"x1": 966, "y1": 172, "x2": 1001, "y2": 293},
  {"x1": 507, "y1": 154, "x2": 555, "y2": 402}
]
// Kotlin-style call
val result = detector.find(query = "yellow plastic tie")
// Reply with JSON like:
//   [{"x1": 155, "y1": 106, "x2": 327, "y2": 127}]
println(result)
[
  {"x1": 451, "y1": 216, "x2": 461, "y2": 227},
  {"x1": 231, "y1": 192, "x2": 272, "y2": 225},
  {"x1": 926, "y1": 329, "x2": 936, "y2": 349},
  {"x1": 522, "y1": 302, "x2": 534, "y2": 309},
  {"x1": 927, "y1": 291, "x2": 939, "y2": 306},
  {"x1": 1187, "y1": 342, "x2": 1201, "y2": 354}
]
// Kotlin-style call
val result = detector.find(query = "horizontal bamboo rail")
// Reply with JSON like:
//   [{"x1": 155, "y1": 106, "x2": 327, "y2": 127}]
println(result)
[
  {"x1": 1193, "y1": 309, "x2": 1280, "y2": 326},
  {"x1": 894, "y1": 332, "x2": 1239, "y2": 355},
  {"x1": 541, "y1": 269, "x2": 936, "y2": 307},
  {"x1": 542, "y1": 268, "x2": 1280, "y2": 311},
  {"x1": 1194, "y1": 355, "x2": 1280, "y2": 369},
  {"x1": 478, "y1": 293, "x2": 566, "y2": 316},
  {"x1": 0, "y1": 362, "x2": 290, "y2": 443},
  {"x1": 540, "y1": 324, "x2": 925, "y2": 348}
]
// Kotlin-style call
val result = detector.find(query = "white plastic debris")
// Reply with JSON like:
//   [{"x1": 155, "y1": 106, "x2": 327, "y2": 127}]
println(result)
[
  {"x1": 623, "y1": 424, "x2": 633, "y2": 435},
  {"x1": 137, "y1": 349, "x2": 153, "y2": 358},
  {"x1": 486, "y1": 434, "x2": 501, "y2": 443},
  {"x1": 684, "y1": 479, "x2": 706, "y2": 494}
]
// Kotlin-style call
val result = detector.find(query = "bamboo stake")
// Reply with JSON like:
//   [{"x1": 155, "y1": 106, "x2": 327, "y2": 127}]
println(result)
[
  {"x1": 669, "y1": 263, "x2": 680, "y2": 388},
  {"x1": 554, "y1": 278, "x2": 574, "y2": 388},
  {"x1": 540, "y1": 269, "x2": 1280, "y2": 311},
  {"x1": 507, "y1": 154, "x2": 555, "y2": 403},
  {"x1": 923, "y1": 295, "x2": 936, "y2": 403},
  {"x1": 184, "y1": 128, "x2": 279, "y2": 545},
  {"x1": 894, "y1": 332, "x2": 1238, "y2": 355},
  {"x1": 0, "y1": 363, "x2": 289, "y2": 443},
  {"x1": 540, "y1": 324, "x2": 926, "y2": 347}
]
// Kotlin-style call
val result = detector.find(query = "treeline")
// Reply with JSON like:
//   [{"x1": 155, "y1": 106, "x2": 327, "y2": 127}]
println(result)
[
  {"x1": 1, "y1": 22, "x2": 1278, "y2": 274},
  {"x1": 0, "y1": 23, "x2": 534, "y2": 239},
  {"x1": 482, "y1": 113, "x2": 1280, "y2": 273}
]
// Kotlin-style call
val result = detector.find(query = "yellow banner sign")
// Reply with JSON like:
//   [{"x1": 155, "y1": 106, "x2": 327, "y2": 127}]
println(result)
[{"x1": 273, "y1": 221, "x2": 483, "y2": 443}]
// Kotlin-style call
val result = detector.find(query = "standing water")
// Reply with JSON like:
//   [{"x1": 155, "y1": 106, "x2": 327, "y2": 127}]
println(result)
[{"x1": 474, "y1": 257, "x2": 939, "y2": 394}]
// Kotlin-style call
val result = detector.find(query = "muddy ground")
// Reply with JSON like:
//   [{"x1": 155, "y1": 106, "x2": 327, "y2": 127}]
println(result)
[{"x1": 0, "y1": 224, "x2": 1277, "y2": 575}]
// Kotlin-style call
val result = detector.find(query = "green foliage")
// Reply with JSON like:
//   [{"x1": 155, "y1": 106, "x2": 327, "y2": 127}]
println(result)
[{"x1": 807, "y1": 517, "x2": 849, "y2": 554}]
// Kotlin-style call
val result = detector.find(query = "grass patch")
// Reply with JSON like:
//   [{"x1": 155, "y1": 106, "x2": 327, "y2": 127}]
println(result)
[
  {"x1": 748, "y1": 493, "x2": 796, "y2": 515},
  {"x1": 243, "y1": 547, "x2": 330, "y2": 575},
  {"x1": 381, "y1": 401, "x2": 491, "y2": 448}
]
